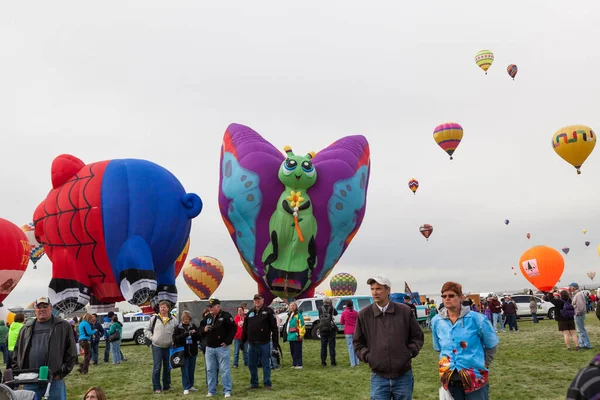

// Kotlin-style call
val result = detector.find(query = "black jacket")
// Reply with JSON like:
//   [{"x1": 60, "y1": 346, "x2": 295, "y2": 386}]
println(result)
[
  {"x1": 200, "y1": 311, "x2": 236, "y2": 349},
  {"x1": 241, "y1": 306, "x2": 278, "y2": 345},
  {"x1": 12, "y1": 316, "x2": 77, "y2": 379},
  {"x1": 173, "y1": 323, "x2": 202, "y2": 357}
]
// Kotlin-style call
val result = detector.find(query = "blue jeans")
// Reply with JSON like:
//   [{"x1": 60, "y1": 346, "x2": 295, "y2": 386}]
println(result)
[
  {"x1": 0, "y1": 344, "x2": 8, "y2": 366},
  {"x1": 531, "y1": 313, "x2": 539, "y2": 323},
  {"x1": 181, "y1": 355, "x2": 197, "y2": 390},
  {"x1": 233, "y1": 339, "x2": 248, "y2": 367},
  {"x1": 23, "y1": 378, "x2": 66, "y2": 400},
  {"x1": 492, "y1": 313, "x2": 503, "y2": 331},
  {"x1": 289, "y1": 340, "x2": 303, "y2": 367},
  {"x1": 111, "y1": 341, "x2": 122, "y2": 364},
  {"x1": 345, "y1": 334, "x2": 359, "y2": 366},
  {"x1": 151, "y1": 346, "x2": 171, "y2": 391},
  {"x1": 104, "y1": 339, "x2": 111, "y2": 362},
  {"x1": 370, "y1": 370, "x2": 414, "y2": 400},
  {"x1": 448, "y1": 383, "x2": 489, "y2": 400},
  {"x1": 205, "y1": 346, "x2": 232, "y2": 395},
  {"x1": 575, "y1": 314, "x2": 592, "y2": 348},
  {"x1": 91, "y1": 341, "x2": 100, "y2": 364},
  {"x1": 248, "y1": 342, "x2": 271, "y2": 387}
]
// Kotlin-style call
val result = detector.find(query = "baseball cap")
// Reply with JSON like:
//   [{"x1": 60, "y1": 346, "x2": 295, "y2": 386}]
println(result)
[
  {"x1": 208, "y1": 298, "x2": 221, "y2": 307},
  {"x1": 253, "y1": 294, "x2": 264, "y2": 300},
  {"x1": 367, "y1": 275, "x2": 392, "y2": 287},
  {"x1": 569, "y1": 282, "x2": 579, "y2": 289},
  {"x1": 35, "y1": 297, "x2": 51, "y2": 307}
]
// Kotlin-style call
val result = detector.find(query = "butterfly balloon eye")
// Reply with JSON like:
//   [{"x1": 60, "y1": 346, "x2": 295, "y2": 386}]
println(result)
[
  {"x1": 302, "y1": 161, "x2": 315, "y2": 177},
  {"x1": 283, "y1": 159, "x2": 296, "y2": 175}
]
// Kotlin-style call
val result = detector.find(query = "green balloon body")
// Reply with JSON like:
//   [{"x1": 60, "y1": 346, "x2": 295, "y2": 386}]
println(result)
[{"x1": 262, "y1": 146, "x2": 318, "y2": 299}]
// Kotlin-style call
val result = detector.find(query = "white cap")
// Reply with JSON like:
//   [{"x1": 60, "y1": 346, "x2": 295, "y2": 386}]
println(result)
[{"x1": 367, "y1": 275, "x2": 392, "y2": 287}]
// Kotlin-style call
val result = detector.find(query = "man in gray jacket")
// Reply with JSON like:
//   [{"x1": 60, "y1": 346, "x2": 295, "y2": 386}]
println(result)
[
  {"x1": 570, "y1": 282, "x2": 592, "y2": 349},
  {"x1": 12, "y1": 296, "x2": 77, "y2": 399},
  {"x1": 354, "y1": 275, "x2": 424, "y2": 400},
  {"x1": 144, "y1": 300, "x2": 178, "y2": 394}
]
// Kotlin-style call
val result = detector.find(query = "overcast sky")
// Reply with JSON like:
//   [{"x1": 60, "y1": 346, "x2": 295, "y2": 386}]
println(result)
[{"x1": 1, "y1": 1, "x2": 600, "y2": 308}]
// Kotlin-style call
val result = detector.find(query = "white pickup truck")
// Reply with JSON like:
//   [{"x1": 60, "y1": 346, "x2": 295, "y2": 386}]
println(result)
[{"x1": 96, "y1": 312, "x2": 152, "y2": 345}]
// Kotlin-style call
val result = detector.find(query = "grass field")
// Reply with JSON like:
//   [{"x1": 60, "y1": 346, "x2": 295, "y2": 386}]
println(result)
[{"x1": 62, "y1": 316, "x2": 600, "y2": 400}]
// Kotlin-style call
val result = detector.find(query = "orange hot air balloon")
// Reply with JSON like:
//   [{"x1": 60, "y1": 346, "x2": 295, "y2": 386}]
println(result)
[{"x1": 519, "y1": 246, "x2": 564, "y2": 292}]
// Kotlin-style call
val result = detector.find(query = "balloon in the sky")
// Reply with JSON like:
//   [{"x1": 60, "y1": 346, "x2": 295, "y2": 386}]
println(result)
[
  {"x1": 598, "y1": 244, "x2": 600, "y2": 256},
  {"x1": 519, "y1": 246, "x2": 564, "y2": 292},
  {"x1": 183, "y1": 256, "x2": 224, "y2": 300},
  {"x1": 330, "y1": 272, "x2": 357, "y2": 296},
  {"x1": 585, "y1": 241, "x2": 591, "y2": 247},
  {"x1": 0, "y1": 218, "x2": 30, "y2": 303},
  {"x1": 433, "y1": 123, "x2": 463, "y2": 160},
  {"x1": 587, "y1": 271, "x2": 596, "y2": 281},
  {"x1": 583, "y1": 229, "x2": 587, "y2": 234},
  {"x1": 322, "y1": 289, "x2": 333, "y2": 297},
  {"x1": 507, "y1": 64, "x2": 518, "y2": 80},
  {"x1": 420, "y1": 224, "x2": 433, "y2": 241},
  {"x1": 408, "y1": 178, "x2": 419, "y2": 195},
  {"x1": 475, "y1": 50, "x2": 494, "y2": 74},
  {"x1": 505, "y1": 219, "x2": 510, "y2": 226},
  {"x1": 33, "y1": 154, "x2": 203, "y2": 313},
  {"x1": 552, "y1": 125, "x2": 596, "y2": 174},
  {"x1": 218, "y1": 124, "x2": 370, "y2": 304},
  {"x1": 20, "y1": 222, "x2": 45, "y2": 268},
  {"x1": 526, "y1": 233, "x2": 531, "y2": 240},
  {"x1": 562, "y1": 247, "x2": 570, "y2": 255}
]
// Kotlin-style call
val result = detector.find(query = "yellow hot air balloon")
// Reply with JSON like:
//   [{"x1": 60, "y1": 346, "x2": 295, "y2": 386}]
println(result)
[
  {"x1": 552, "y1": 125, "x2": 596, "y2": 174},
  {"x1": 475, "y1": 50, "x2": 494, "y2": 74},
  {"x1": 183, "y1": 256, "x2": 224, "y2": 300},
  {"x1": 323, "y1": 289, "x2": 333, "y2": 297},
  {"x1": 583, "y1": 229, "x2": 587, "y2": 234}
]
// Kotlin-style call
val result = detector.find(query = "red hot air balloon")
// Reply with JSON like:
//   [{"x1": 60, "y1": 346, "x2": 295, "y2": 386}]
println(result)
[
  {"x1": 0, "y1": 218, "x2": 30, "y2": 303},
  {"x1": 419, "y1": 224, "x2": 433, "y2": 241}
]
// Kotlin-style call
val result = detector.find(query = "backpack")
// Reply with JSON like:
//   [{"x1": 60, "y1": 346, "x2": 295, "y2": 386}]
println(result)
[
  {"x1": 561, "y1": 299, "x2": 575, "y2": 318},
  {"x1": 319, "y1": 306, "x2": 335, "y2": 332}
]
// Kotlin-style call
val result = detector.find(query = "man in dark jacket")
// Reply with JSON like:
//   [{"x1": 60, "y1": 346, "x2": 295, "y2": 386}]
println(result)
[
  {"x1": 488, "y1": 295, "x2": 503, "y2": 333},
  {"x1": 12, "y1": 297, "x2": 77, "y2": 399},
  {"x1": 90, "y1": 314, "x2": 104, "y2": 366},
  {"x1": 200, "y1": 298, "x2": 236, "y2": 398},
  {"x1": 354, "y1": 275, "x2": 424, "y2": 400},
  {"x1": 501, "y1": 295, "x2": 519, "y2": 332},
  {"x1": 242, "y1": 293, "x2": 279, "y2": 390},
  {"x1": 318, "y1": 298, "x2": 338, "y2": 366}
]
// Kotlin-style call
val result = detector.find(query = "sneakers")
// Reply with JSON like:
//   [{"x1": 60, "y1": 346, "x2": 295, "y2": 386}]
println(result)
[
  {"x1": 183, "y1": 390, "x2": 189, "y2": 395},
  {"x1": 206, "y1": 393, "x2": 214, "y2": 398},
  {"x1": 224, "y1": 393, "x2": 232, "y2": 398},
  {"x1": 295, "y1": 366, "x2": 303, "y2": 369},
  {"x1": 154, "y1": 390, "x2": 161, "y2": 394},
  {"x1": 189, "y1": 387, "x2": 198, "y2": 392}
]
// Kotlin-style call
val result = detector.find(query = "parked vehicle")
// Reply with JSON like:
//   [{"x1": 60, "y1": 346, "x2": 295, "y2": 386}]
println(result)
[
  {"x1": 295, "y1": 295, "x2": 428, "y2": 339},
  {"x1": 510, "y1": 294, "x2": 555, "y2": 320},
  {"x1": 95, "y1": 312, "x2": 152, "y2": 345}
]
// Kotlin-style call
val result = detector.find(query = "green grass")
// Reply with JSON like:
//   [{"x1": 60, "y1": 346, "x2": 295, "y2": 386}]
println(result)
[{"x1": 63, "y1": 316, "x2": 600, "y2": 399}]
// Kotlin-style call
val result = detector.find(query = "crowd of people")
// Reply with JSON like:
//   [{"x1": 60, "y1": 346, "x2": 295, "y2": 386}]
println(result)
[{"x1": 0, "y1": 280, "x2": 599, "y2": 399}]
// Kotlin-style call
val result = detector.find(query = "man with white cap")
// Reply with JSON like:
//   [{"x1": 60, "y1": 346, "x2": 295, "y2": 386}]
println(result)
[
  {"x1": 570, "y1": 282, "x2": 593, "y2": 349},
  {"x1": 12, "y1": 296, "x2": 77, "y2": 399},
  {"x1": 354, "y1": 275, "x2": 424, "y2": 399}
]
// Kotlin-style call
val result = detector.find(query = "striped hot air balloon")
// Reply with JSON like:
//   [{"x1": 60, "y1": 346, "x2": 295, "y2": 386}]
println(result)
[
  {"x1": 408, "y1": 178, "x2": 419, "y2": 195},
  {"x1": 174, "y1": 237, "x2": 191, "y2": 277},
  {"x1": 433, "y1": 123, "x2": 463, "y2": 160},
  {"x1": 183, "y1": 256, "x2": 224, "y2": 300},
  {"x1": 507, "y1": 64, "x2": 518, "y2": 80},
  {"x1": 420, "y1": 224, "x2": 433, "y2": 241},
  {"x1": 475, "y1": 50, "x2": 494, "y2": 74},
  {"x1": 330, "y1": 272, "x2": 357, "y2": 296}
]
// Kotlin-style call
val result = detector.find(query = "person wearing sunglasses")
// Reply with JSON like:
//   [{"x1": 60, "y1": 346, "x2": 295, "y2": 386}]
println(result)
[{"x1": 431, "y1": 282, "x2": 498, "y2": 400}]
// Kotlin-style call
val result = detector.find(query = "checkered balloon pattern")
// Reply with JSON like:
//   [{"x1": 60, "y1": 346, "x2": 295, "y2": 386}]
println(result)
[{"x1": 330, "y1": 272, "x2": 357, "y2": 296}]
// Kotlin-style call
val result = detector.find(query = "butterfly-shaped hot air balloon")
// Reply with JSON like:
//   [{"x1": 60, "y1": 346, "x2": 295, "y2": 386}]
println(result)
[
  {"x1": 507, "y1": 64, "x2": 518, "y2": 80},
  {"x1": 552, "y1": 125, "x2": 596, "y2": 174},
  {"x1": 562, "y1": 247, "x2": 570, "y2": 255},
  {"x1": 585, "y1": 241, "x2": 590, "y2": 247},
  {"x1": 408, "y1": 178, "x2": 419, "y2": 195},
  {"x1": 526, "y1": 233, "x2": 531, "y2": 240},
  {"x1": 433, "y1": 123, "x2": 463, "y2": 160},
  {"x1": 475, "y1": 50, "x2": 494, "y2": 74},
  {"x1": 183, "y1": 256, "x2": 224, "y2": 300},
  {"x1": 20, "y1": 223, "x2": 45, "y2": 269},
  {"x1": 419, "y1": 224, "x2": 433, "y2": 241},
  {"x1": 587, "y1": 271, "x2": 596, "y2": 281}
]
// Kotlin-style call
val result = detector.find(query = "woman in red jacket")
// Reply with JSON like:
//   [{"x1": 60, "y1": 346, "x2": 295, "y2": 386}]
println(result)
[
  {"x1": 233, "y1": 306, "x2": 248, "y2": 368},
  {"x1": 340, "y1": 300, "x2": 360, "y2": 367}
]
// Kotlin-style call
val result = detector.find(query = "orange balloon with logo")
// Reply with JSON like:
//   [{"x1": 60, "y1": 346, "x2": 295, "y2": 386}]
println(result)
[{"x1": 519, "y1": 246, "x2": 564, "y2": 292}]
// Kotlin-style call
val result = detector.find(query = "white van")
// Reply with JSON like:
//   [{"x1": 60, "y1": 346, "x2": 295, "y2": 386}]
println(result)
[{"x1": 95, "y1": 312, "x2": 152, "y2": 345}]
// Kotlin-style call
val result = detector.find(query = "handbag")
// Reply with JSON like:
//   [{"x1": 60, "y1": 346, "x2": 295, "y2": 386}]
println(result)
[
  {"x1": 439, "y1": 386, "x2": 455, "y2": 400},
  {"x1": 169, "y1": 346, "x2": 185, "y2": 369},
  {"x1": 108, "y1": 330, "x2": 120, "y2": 342}
]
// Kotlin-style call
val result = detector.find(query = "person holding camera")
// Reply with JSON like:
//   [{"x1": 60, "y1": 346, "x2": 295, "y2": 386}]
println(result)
[
  {"x1": 173, "y1": 310, "x2": 202, "y2": 395},
  {"x1": 200, "y1": 298, "x2": 236, "y2": 398}
]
